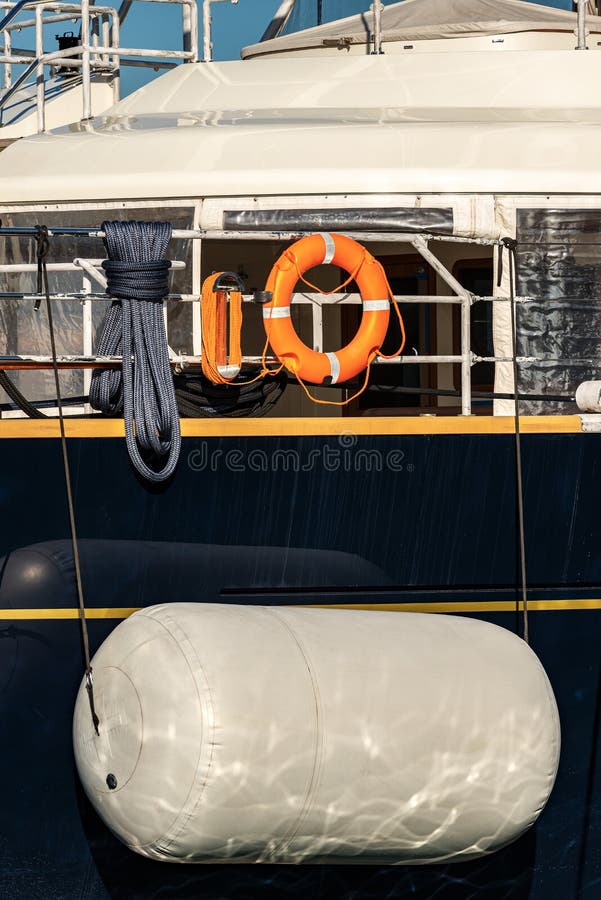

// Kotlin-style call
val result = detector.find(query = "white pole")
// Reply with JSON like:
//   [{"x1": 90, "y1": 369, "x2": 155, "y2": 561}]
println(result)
[
  {"x1": 577, "y1": 0, "x2": 587, "y2": 49},
  {"x1": 203, "y1": 0, "x2": 238, "y2": 62},
  {"x1": 111, "y1": 12, "x2": 120, "y2": 102},
  {"x1": 35, "y1": 5, "x2": 45, "y2": 132},
  {"x1": 202, "y1": 0, "x2": 211, "y2": 61},
  {"x1": 4, "y1": 28, "x2": 11, "y2": 91},
  {"x1": 371, "y1": 0, "x2": 383, "y2": 54},
  {"x1": 81, "y1": 0, "x2": 92, "y2": 120}
]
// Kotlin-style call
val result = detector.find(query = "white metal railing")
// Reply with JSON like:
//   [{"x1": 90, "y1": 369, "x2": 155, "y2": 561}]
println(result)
[
  {"x1": 0, "y1": 0, "x2": 198, "y2": 131},
  {"x1": 0, "y1": 229, "x2": 529, "y2": 417},
  {"x1": 202, "y1": 0, "x2": 237, "y2": 62}
]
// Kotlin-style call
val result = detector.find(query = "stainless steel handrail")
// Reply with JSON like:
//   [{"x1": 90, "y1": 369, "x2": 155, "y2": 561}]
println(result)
[
  {"x1": 0, "y1": 0, "x2": 198, "y2": 130},
  {"x1": 0, "y1": 56, "x2": 36, "y2": 114},
  {"x1": 0, "y1": 0, "x2": 31, "y2": 34}
]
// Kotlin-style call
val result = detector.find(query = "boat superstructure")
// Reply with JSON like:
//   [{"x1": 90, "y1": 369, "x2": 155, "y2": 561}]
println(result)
[{"x1": 0, "y1": 1, "x2": 600, "y2": 898}]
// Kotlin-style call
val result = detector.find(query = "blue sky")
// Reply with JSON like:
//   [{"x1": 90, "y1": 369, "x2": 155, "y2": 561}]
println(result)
[
  {"x1": 119, "y1": 0, "x2": 278, "y2": 93},
  {"x1": 118, "y1": 0, "x2": 573, "y2": 93}
]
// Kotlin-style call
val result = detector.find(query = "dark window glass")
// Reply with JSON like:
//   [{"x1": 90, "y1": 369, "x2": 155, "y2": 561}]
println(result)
[{"x1": 516, "y1": 208, "x2": 601, "y2": 414}]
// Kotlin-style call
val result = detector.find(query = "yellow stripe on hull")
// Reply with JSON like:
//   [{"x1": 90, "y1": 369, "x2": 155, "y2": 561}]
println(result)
[
  {"x1": 2, "y1": 598, "x2": 601, "y2": 620},
  {"x1": 0, "y1": 415, "x2": 584, "y2": 440}
]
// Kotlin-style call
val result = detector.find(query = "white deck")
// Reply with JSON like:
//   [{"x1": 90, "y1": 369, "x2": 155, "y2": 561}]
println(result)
[{"x1": 1, "y1": 47, "x2": 601, "y2": 203}]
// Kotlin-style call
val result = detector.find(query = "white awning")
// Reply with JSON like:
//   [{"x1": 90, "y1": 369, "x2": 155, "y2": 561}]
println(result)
[{"x1": 243, "y1": 0, "x2": 600, "y2": 58}]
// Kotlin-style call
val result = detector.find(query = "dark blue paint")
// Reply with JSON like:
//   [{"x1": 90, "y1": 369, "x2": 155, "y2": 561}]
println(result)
[{"x1": 0, "y1": 430, "x2": 600, "y2": 898}]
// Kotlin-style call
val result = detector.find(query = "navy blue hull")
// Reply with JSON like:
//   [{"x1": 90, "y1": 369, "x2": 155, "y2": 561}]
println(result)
[{"x1": 1, "y1": 429, "x2": 600, "y2": 898}]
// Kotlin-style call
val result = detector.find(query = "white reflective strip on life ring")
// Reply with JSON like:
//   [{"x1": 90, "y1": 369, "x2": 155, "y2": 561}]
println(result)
[
  {"x1": 362, "y1": 299, "x2": 390, "y2": 312},
  {"x1": 321, "y1": 233, "x2": 336, "y2": 265},
  {"x1": 325, "y1": 352, "x2": 341, "y2": 385},
  {"x1": 263, "y1": 307, "x2": 291, "y2": 319}
]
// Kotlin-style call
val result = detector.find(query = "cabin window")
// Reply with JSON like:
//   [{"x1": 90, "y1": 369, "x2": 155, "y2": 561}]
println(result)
[{"x1": 514, "y1": 209, "x2": 601, "y2": 415}]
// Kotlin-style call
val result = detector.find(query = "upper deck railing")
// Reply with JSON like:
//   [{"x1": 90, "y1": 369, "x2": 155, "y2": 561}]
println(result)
[{"x1": 0, "y1": 0, "x2": 198, "y2": 132}]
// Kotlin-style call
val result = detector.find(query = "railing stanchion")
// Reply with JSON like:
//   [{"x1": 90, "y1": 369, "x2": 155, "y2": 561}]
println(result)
[
  {"x1": 461, "y1": 293, "x2": 472, "y2": 416},
  {"x1": 3, "y1": 27, "x2": 11, "y2": 91},
  {"x1": 81, "y1": 0, "x2": 91, "y2": 120},
  {"x1": 35, "y1": 4, "x2": 44, "y2": 131}
]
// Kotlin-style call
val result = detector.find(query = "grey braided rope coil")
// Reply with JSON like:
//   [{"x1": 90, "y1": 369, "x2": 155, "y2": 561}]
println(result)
[{"x1": 89, "y1": 220, "x2": 181, "y2": 483}]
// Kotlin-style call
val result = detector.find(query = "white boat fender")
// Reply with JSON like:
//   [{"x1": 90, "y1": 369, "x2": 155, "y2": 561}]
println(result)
[
  {"x1": 73, "y1": 603, "x2": 560, "y2": 865},
  {"x1": 576, "y1": 380, "x2": 601, "y2": 413}
]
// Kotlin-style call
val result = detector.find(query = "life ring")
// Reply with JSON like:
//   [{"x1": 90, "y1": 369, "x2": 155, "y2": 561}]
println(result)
[{"x1": 263, "y1": 233, "x2": 391, "y2": 385}]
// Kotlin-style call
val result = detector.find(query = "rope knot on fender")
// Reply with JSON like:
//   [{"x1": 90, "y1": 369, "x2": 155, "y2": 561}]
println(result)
[{"x1": 90, "y1": 220, "x2": 181, "y2": 483}]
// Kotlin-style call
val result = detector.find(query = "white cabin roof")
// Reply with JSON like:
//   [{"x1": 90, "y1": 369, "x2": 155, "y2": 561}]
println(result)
[
  {"x1": 2, "y1": 51, "x2": 601, "y2": 204},
  {"x1": 244, "y1": 0, "x2": 600, "y2": 58}
]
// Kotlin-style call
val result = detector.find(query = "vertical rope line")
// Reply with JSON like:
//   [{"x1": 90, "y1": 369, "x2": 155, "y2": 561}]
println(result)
[
  {"x1": 36, "y1": 226, "x2": 100, "y2": 734},
  {"x1": 505, "y1": 238, "x2": 529, "y2": 644}
]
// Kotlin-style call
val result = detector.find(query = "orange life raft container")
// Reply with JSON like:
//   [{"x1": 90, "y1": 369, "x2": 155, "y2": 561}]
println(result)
[{"x1": 263, "y1": 233, "x2": 391, "y2": 385}]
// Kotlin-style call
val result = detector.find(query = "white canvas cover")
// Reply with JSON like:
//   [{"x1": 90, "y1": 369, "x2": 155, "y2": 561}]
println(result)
[{"x1": 243, "y1": 0, "x2": 600, "y2": 57}]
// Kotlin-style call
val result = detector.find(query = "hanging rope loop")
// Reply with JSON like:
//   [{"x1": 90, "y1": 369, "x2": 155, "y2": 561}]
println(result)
[
  {"x1": 201, "y1": 272, "x2": 243, "y2": 384},
  {"x1": 90, "y1": 220, "x2": 181, "y2": 483}
]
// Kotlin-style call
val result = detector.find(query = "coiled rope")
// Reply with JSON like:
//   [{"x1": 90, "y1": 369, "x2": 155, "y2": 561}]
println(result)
[
  {"x1": 174, "y1": 367, "x2": 287, "y2": 418},
  {"x1": 90, "y1": 221, "x2": 181, "y2": 483},
  {"x1": 201, "y1": 273, "x2": 243, "y2": 384}
]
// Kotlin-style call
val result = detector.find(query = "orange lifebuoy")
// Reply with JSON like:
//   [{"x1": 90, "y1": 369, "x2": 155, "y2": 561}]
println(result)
[{"x1": 263, "y1": 233, "x2": 392, "y2": 385}]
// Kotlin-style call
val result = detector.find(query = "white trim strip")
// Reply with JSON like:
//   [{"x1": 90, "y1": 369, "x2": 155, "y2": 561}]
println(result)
[
  {"x1": 321, "y1": 233, "x2": 336, "y2": 265},
  {"x1": 325, "y1": 351, "x2": 341, "y2": 385},
  {"x1": 263, "y1": 307, "x2": 291, "y2": 319},
  {"x1": 363, "y1": 299, "x2": 390, "y2": 312}
]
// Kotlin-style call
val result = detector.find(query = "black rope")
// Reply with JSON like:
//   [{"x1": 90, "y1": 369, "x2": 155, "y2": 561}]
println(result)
[
  {"x1": 502, "y1": 237, "x2": 529, "y2": 645},
  {"x1": 0, "y1": 370, "x2": 47, "y2": 418},
  {"x1": 35, "y1": 225, "x2": 99, "y2": 734},
  {"x1": 0, "y1": 394, "x2": 87, "y2": 413},
  {"x1": 174, "y1": 368, "x2": 288, "y2": 418},
  {"x1": 90, "y1": 221, "x2": 181, "y2": 483}
]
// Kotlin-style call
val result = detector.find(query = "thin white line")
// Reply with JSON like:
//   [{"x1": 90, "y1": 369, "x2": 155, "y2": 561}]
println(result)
[
  {"x1": 325, "y1": 352, "x2": 340, "y2": 384},
  {"x1": 363, "y1": 299, "x2": 390, "y2": 312},
  {"x1": 263, "y1": 307, "x2": 291, "y2": 319},
  {"x1": 321, "y1": 233, "x2": 336, "y2": 265}
]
